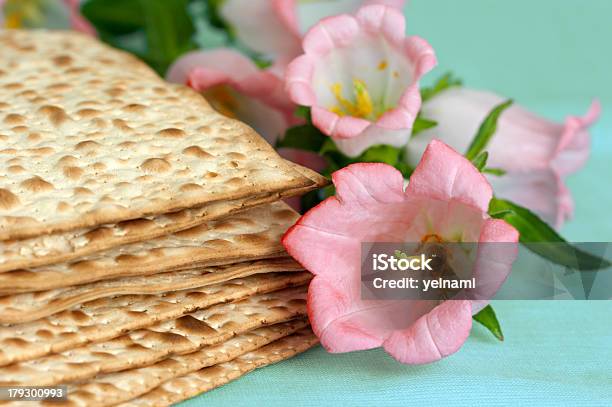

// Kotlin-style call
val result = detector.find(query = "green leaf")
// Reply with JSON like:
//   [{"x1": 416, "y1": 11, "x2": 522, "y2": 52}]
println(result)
[
  {"x1": 140, "y1": 0, "x2": 196, "y2": 75},
  {"x1": 319, "y1": 140, "x2": 409, "y2": 176},
  {"x1": 322, "y1": 184, "x2": 336, "y2": 198},
  {"x1": 299, "y1": 189, "x2": 324, "y2": 213},
  {"x1": 359, "y1": 145, "x2": 401, "y2": 165},
  {"x1": 488, "y1": 209, "x2": 513, "y2": 219},
  {"x1": 294, "y1": 106, "x2": 312, "y2": 122},
  {"x1": 471, "y1": 151, "x2": 488, "y2": 171},
  {"x1": 81, "y1": 0, "x2": 145, "y2": 34},
  {"x1": 395, "y1": 149, "x2": 414, "y2": 178},
  {"x1": 85, "y1": 0, "x2": 197, "y2": 74},
  {"x1": 411, "y1": 116, "x2": 437, "y2": 136},
  {"x1": 204, "y1": 0, "x2": 234, "y2": 34},
  {"x1": 253, "y1": 58, "x2": 273, "y2": 69},
  {"x1": 421, "y1": 72, "x2": 462, "y2": 102},
  {"x1": 473, "y1": 305, "x2": 504, "y2": 341},
  {"x1": 483, "y1": 167, "x2": 506, "y2": 176},
  {"x1": 489, "y1": 198, "x2": 611, "y2": 270},
  {"x1": 319, "y1": 138, "x2": 342, "y2": 157},
  {"x1": 276, "y1": 125, "x2": 326, "y2": 152},
  {"x1": 465, "y1": 99, "x2": 513, "y2": 161},
  {"x1": 394, "y1": 161, "x2": 414, "y2": 178}
]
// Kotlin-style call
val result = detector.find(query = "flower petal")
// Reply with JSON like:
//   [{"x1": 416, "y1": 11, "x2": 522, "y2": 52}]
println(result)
[
  {"x1": 296, "y1": 0, "x2": 406, "y2": 35},
  {"x1": 302, "y1": 14, "x2": 360, "y2": 56},
  {"x1": 407, "y1": 139, "x2": 493, "y2": 212},
  {"x1": 311, "y1": 108, "x2": 371, "y2": 140},
  {"x1": 167, "y1": 49, "x2": 295, "y2": 144},
  {"x1": 486, "y1": 169, "x2": 565, "y2": 227},
  {"x1": 407, "y1": 88, "x2": 560, "y2": 171},
  {"x1": 282, "y1": 210, "x2": 359, "y2": 281},
  {"x1": 307, "y1": 277, "x2": 385, "y2": 353},
  {"x1": 167, "y1": 49, "x2": 258, "y2": 85},
  {"x1": 404, "y1": 35, "x2": 438, "y2": 77},
  {"x1": 466, "y1": 218, "x2": 519, "y2": 312},
  {"x1": 406, "y1": 89, "x2": 598, "y2": 227},
  {"x1": 376, "y1": 83, "x2": 420, "y2": 128},
  {"x1": 285, "y1": 55, "x2": 318, "y2": 105},
  {"x1": 553, "y1": 100, "x2": 600, "y2": 177},
  {"x1": 365, "y1": 0, "x2": 406, "y2": 8},
  {"x1": 220, "y1": 0, "x2": 301, "y2": 59},
  {"x1": 282, "y1": 163, "x2": 407, "y2": 279},
  {"x1": 333, "y1": 163, "x2": 406, "y2": 204},
  {"x1": 383, "y1": 299, "x2": 472, "y2": 364},
  {"x1": 63, "y1": 0, "x2": 96, "y2": 36},
  {"x1": 309, "y1": 278, "x2": 441, "y2": 354},
  {"x1": 356, "y1": 3, "x2": 405, "y2": 47}
]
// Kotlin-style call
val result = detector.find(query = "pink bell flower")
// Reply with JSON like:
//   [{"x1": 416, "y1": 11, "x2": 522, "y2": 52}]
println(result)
[
  {"x1": 283, "y1": 140, "x2": 518, "y2": 364},
  {"x1": 406, "y1": 88, "x2": 600, "y2": 228},
  {"x1": 285, "y1": 4, "x2": 436, "y2": 157}
]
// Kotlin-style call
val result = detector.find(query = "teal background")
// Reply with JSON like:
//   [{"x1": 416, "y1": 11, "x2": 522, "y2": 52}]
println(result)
[
  {"x1": 182, "y1": 1, "x2": 612, "y2": 405},
  {"x1": 411, "y1": 0, "x2": 612, "y2": 106}
]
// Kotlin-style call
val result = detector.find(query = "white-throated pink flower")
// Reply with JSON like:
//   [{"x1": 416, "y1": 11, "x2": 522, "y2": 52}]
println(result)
[
  {"x1": 285, "y1": 4, "x2": 436, "y2": 157},
  {"x1": 283, "y1": 140, "x2": 518, "y2": 364},
  {"x1": 406, "y1": 88, "x2": 600, "y2": 228}
]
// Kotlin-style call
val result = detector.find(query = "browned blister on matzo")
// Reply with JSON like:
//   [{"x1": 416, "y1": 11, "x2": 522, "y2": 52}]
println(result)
[
  {"x1": 0, "y1": 30, "x2": 314, "y2": 241},
  {"x1": 0, "y1": 258, "x2": 303, "y2": 324},
  {"x1": 63, "y1": 320, "x2": 309, "y2": 407},
  {"x1": 0, "y1": 162, "x2": 327, "y2": 273},
  {"x1": 0, "y1": 272, "x2": 312, "y2": 367},
  {"x1": 0, "y1": 286, "x2": 308, "y2": 386},
  {"x1": 0, "y1": 201, "x2": 298, "y2": 294}
]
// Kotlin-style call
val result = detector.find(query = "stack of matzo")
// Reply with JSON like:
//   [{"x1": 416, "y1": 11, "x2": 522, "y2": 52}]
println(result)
[{"x1": 0, "y1": 30, "x2": 322, "y2": 405}]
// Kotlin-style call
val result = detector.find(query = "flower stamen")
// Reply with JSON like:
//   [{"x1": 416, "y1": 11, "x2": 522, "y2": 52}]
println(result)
[
  {"x1": 3, "y1": 0, "x2": 45, "y2": 28},
  {"x1": 5, "y1": 14, "x2": 22, "y2": 29},
  {"x1": 329, "y1": 79, "x2": 375, "y2": 119}
]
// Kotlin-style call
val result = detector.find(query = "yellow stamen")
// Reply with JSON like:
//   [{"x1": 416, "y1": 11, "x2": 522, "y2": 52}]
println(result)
[
  {"x1": 3, "y1": 0, "x2": 45, "y2": 28},
  {"x1": 329, "y1": 79, "x2": 374, "y2": 119},
  {"x1": 5, "y1": 14, "x2": 22, "y2": 29},
  {"x1": 329, "y1": 105, "x2": 344, "y2": 116},
  {"x1": 352, "y1": 80, "x2": 374, "y2": 118},
  {"x1": 377, "y1": 60, "x2": 388, "y2": 70}
]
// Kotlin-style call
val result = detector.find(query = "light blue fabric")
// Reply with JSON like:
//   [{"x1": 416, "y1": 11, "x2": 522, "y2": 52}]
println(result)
[{"x1": 180, "y1": 1, "x2": 612, "y2": 405}]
